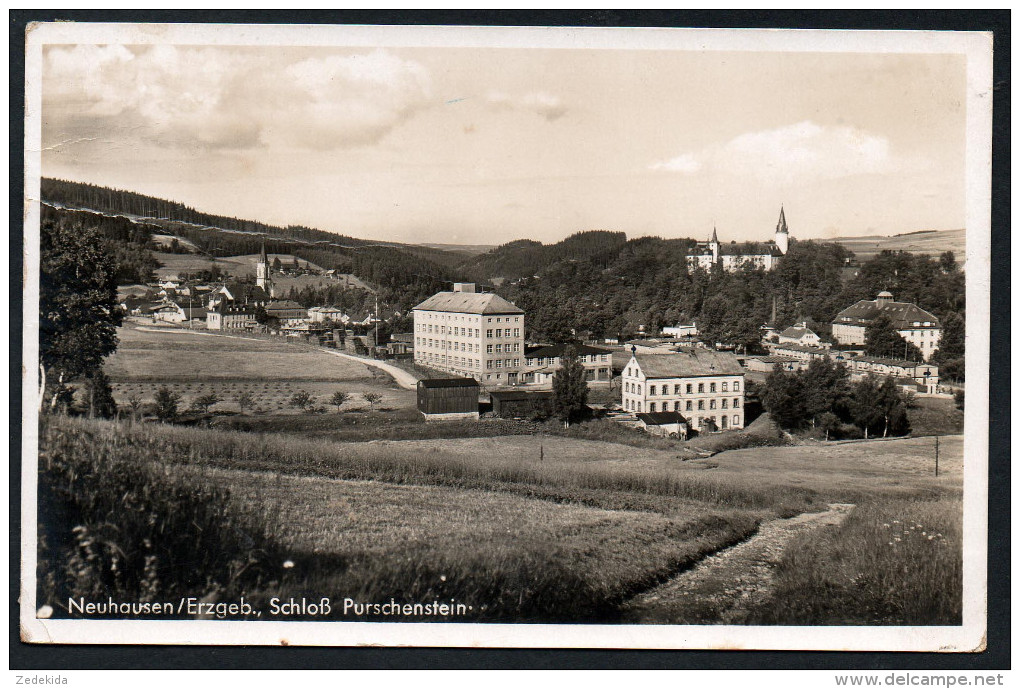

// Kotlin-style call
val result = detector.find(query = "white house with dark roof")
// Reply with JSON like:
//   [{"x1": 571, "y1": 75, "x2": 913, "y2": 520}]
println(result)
[
  {"x1": 831, "y1": 291, "x2": 941, "y2": 361},
  {"x1": 522, "y1": 343, "x2": 613, "y2": 387},
  {"x1": 621, "y1": 349, "x2": 745, "y2": 431},
  {"x1": 412, "y1": 283, "x2": 525, "y2": 383},
  {"x1": 776, "y1": 322, "x2": 824, "y2": 347}
]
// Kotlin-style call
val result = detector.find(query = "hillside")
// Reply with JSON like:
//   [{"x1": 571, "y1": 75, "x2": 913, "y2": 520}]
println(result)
[{"x1": 829, "y1": 229, "x2": 965, "y2": 262}]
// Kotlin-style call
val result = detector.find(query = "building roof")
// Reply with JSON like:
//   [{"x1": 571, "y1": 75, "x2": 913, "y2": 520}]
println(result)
[
  {"x1": 210, "y1": 302, "x2": 257, "y2": 315},
  {"x1": 524, "y1": 343, "x2": 611, "y2": 359},
  {"x1": 853, "y1": 355, "x2": 933, "y2": 370},
  {"x1": 771, "y1": 343, "x2": 830, "y2": 354},
  {"x1": 413, "y1": 291, "x2": 524, "y2": 315},
  {"x1": 182, "y1": 307, "x2": 207, "y2": 319},
  {"x1": 490, "y1": 390, "x2": 554, "y2": 401},
  {"x1": 418, "y1": 377, "x2": 479, "y2": 389},
  {"x1": 631, "y1": 350, "x2": 744, "y2": 378},
  {"x1": 636, "y1": 411, "x2": 689, "y2": 426},
  {"x1": 757, "y1": 355, "x2": 800, "y2": 364},
  {"x1": 779, "y1": 326, "x2": 816, "y2": 340},
  {"x1": 265, "y1": 300, "x2": 307, "y2": 313},
  {"x1": 833, "y1": 298, "x2": 940, "y2": 329}
]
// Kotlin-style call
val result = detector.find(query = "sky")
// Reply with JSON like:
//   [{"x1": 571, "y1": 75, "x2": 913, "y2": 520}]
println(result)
[{"x1": 40, "y1": 42, "x2": 967, "y2": 246}]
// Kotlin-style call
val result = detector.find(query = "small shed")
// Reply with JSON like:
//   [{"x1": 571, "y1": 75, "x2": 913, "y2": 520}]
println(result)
[
  {"x1": 417, "y1": 378, "x2": 480, "y2": 420},
  {"x1": 490, "y1": 390, "x2": 555, "y2": 419},
  {"x1": 635, "y1": 411, "x2": 690, "y2": 439}
]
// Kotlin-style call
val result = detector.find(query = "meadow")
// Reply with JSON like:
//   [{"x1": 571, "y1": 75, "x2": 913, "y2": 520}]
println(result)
[
  {"x1": 36, "y1": 412, "x2": 963, "y2": 625},
  {"x1": 105, "y1": 324, "x2": 412, "y2": 413}
]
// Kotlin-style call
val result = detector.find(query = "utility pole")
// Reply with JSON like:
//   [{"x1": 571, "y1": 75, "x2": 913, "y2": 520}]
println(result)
[
  {"x1": 374, "y1": 294, "x2": 379, "y2": 353},
  {"x1": 935, "y1": 435, "x2": 940, "y2": 477}
]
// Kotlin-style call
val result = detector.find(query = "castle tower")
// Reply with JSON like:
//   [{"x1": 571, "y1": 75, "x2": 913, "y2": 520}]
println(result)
[
  {"x1": 775, "y1": 206, "x2": 790, "y2": 255},
  {"x1": 709, "y1": 227, "x2": 720, "y2": 263},
  {"x1": 256, "y1": 243, "x2": 274, "y2": 298}
]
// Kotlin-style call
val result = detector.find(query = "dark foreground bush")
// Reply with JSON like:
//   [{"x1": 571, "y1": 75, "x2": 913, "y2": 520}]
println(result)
[{"x1": 37, "y1": 418, "x2": 283, "y2": 616}]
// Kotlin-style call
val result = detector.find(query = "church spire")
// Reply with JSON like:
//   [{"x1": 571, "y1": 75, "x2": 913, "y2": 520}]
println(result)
[
  {"x1": 710, "y1": 226, "x2": 719, "y2": 244},
  {"x1": 776, "y1": 206, "x2": 788, "y2": 235}
]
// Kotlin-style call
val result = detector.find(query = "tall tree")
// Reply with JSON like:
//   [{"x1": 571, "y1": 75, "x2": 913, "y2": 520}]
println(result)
[
  {"x1": 849, "y1": 375, "x2": 884, "y2": 439},
  {"x1": 81, "y1": 370, "x2": 118, "y2": 419},
  {"x1": 760, "y1": 364, "x2": 806, "y2": 430},
  {"x1": 552, "y1": 346, "x2": 589, "y2": 426},
  {"x1": 800, "y1": 357, "x2": 851, "y2": 426},
  {"x1": 865, "y1": 312, "x2": 923, "y2": 361},
  {"x1": 40, "y1": 218, "x2": 123, "y2": 411}
]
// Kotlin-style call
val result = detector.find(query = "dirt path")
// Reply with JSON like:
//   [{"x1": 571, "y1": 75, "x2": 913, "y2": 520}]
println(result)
[{"x1": 622, "y1": 503, "x2": 855, "y2": 624}]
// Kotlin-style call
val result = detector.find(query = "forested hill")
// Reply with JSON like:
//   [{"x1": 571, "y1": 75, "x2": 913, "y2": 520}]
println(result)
[
  {"x1": 41, "y1": 178, "x2": 404, "y2": 249},
  {"x1": 459, "y1": 231, "x2": 634, "y2": 282}
]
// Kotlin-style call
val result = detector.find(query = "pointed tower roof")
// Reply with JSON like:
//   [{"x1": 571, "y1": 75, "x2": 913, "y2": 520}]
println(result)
[
  {"x1": 710, "y1": 226, "x2": 719, "y2": 243},
  {"x1": 776, "y1": 206, "x2": 789, "y2": 234}
]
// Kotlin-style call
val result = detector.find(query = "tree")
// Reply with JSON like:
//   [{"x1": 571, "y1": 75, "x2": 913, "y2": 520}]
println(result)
[
  {"x1": 876, "y1": 376, "x2": 911, "y2": 437},
  {"x1": 154, "y1": 386, "x2": 181, "y2": 423},
  {"x1": 82, "y1": 370, "x2": 117, "y2": 419},
  {"x1": 126, "y1": 392, "x2": 144, "y2": 421},
  {"x1": 330, "y1": 390, "x2": 351, "y2": 412},
  {"x1": 552, "y1": 346, "x2": 589, "y2": 426},
  {"x1": 760, "y1": 364, "x2": 805, "y2": 430},
  {"x1": 848, "y1": 376, "x2": 884, "y2": 439},
  {"x1": 865, "y1": 312, "x2": 924, "y2": 361},
  {"x1": 272, "y1": 256, "x2": 283, "y2": 272},
  {"x1": 191, "y1": 392, "x2": 220, "y2": 414},
  {"x1": 363, "y1": 392, "x2": 383, "y2": 410},
  {"x1": 235, "y1": 390, "x2": 254, "y2": 414},
  {"x1": 817, "y1": 411, "x2": 841, "y2": 441},
  {"x1": 40, "y1": 218, "x2": 123, "y2": 411},
  {"x1": 290, "y1": 391, "x2": 313, "y2": 410},
  {"x1": 932, "y1": 311, "x2": 965, "y2": 382},
  {"x1": 954, "y1": 389, "x2": 965, "y2": 411},
  {"x1": 799, "y1": 357, "x2": 850, "y2": 426}
]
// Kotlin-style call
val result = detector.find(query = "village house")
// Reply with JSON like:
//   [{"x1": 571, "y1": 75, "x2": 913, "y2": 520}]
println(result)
[
  {"x1": 831, "y1": 291, "x2": 941, "y2": 362},
  {"x1": 206, "y1": 302, "x2": 258, "y2": 330},
  {"x1": 264, "y1": 300, "x2": 309, "y2": 327},
  {"x1": 767, "y1": 342, "x2": 833, "y2": 363},
  {"x1": 661, "y1": 323, "x2": 699, "y2": 338},
  {"x1": 846, "y1": 355, "x2": 940, "y2": 394},
  {"x1": 775, "y1": 322, "x2": 826, "y2": 347},
  {"x1": 307, "y1": 306, "x2": 348, "y2": 323},
  {"x1": 521, "y1": 343, "x2": 613, "y2": 387},
  {"x1": 489, "y1": 389, "x2": 554, "y2": 419},
  {"x1": 621, "y1": 349, "x2": 745, "y2": 432},
  {"x1": 686, "y1": 207, "x2": 790, "y2": 272},
  {"x1": 148, "y1": 302, "x2": 206, "y2": 325},
  {"x1": 412, "y1": 283, "x2": 526, "y2": 384}
]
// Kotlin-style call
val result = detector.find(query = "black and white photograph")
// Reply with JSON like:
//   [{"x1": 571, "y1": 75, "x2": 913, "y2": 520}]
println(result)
[{"x1": 19, "y1": 20, "x2": 994, "y2": 653}]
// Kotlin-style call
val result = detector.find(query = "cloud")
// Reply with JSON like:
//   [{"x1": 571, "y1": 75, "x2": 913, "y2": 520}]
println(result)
[
  {"x1": 650, "y1": 153, "x2": 701, "y2": 173},
  {"x1": 42, "y1": 46, "x2": 433, "y2": 150},
  {"x1": 486, "y1": 90, "x2": 568, "y2": 121},
  {"x1": 650, "y1": 121, "x2": 892, "y2": 183}
]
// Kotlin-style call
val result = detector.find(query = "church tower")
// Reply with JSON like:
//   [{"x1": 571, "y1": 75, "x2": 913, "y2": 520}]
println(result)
[
  {"x1": 709, "y1": 227, "x2": 720, "y2": 263},
  {"x1": 256, "y1": 243, "x2": 274, "y2": 298},
  {"x1": 774, "y1": 207, "x2": 790, "y2": 255}
]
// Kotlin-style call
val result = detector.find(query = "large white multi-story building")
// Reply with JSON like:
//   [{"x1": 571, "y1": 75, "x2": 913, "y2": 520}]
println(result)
[
  {"x1": 621, "y1": 349, "x2": 746, "y2": 432},
  {"x1": 831, "y1": 291, "x2": 942, "y2": 362},
  {"x1": 412, "y1": 283, "x2": 526, "y2": 384},
  {"x1": 686, "y1": 207, "x2": 790, "y2": 272}
]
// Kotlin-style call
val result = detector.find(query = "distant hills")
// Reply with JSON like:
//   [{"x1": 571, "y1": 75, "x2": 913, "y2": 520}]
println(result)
[{"x1": 828, "y1": 229, "x2": 965, "y2": 263}]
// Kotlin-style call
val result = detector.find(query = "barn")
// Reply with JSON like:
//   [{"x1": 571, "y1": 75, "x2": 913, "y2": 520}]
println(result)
[
  {"x1": 635, "y1": 411, "x2": 690, "y2": 439},
  {"x1": 489, "y1": 390, "x2": 555, "y2": 419},
  {"x1": 416, "y1": 378, "x2": 480, "y2": 420}
]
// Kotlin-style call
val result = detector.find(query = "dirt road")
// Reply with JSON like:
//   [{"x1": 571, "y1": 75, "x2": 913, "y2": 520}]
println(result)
[{"x1": 622, "y1": 503, "x2": 855, "y2": 624}]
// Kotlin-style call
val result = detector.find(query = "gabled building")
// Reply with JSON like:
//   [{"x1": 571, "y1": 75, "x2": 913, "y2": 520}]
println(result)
[
  {"x1": 207, "y1": 302, "x2": 257, "y2": 330},
  {"x1": 776, "y1": 322, "x2": 825, "y2": 347},
  {"x1": 621, "y1": 349, "x2": 745, "y2": 431},
  {"x1": 831, "y1": 291, "x2": 941, "y2": 361},
  {"x1": 412, "y1": 283, "x2": 525, "y2": 384},
  {"x1": 264, "y1": 300, "x2": 308, "y2": 326}
]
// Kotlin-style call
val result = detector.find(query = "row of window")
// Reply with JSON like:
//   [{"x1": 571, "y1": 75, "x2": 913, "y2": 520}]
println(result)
[
  {"x1": 419, "y1": 313, "x2": 521, "y2": 324},
  {"x1": 526, "y1": 354, "x2": 610, "y2": 366},
  {"x1": 417, "y1": 323, "x2": 523, "y2": 338},
  {"x1": 416, "y1": 353, "x2": 521, "y2": 370},
  {"x1": 625, "y1": 400, "x2": 740, "y2": 427},
  {"x1": 624, "y1": 380, "x2": 741, "y2": 395},
  {"x1": 626, "y1": 397, "x2": 740, "y2": 412}
]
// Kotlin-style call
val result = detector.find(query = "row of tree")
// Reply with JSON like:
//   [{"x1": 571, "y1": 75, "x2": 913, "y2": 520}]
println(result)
[{"x1": 761, "y1": 358, "x2": 911, "y2": 439}]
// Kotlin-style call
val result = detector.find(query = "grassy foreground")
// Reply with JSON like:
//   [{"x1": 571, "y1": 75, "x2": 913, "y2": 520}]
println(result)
[
  {"x1": 37, "y1": 416, "x2": 770, "y2": 622},
  {"x1": 36, "y1": 415, "x2": 963, "y2": 625}
]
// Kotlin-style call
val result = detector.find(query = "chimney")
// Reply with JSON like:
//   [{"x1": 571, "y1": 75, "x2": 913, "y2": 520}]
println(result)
[
  {"x1": 452, "y1": 283, "x2": 476, "y2": 293},
  {"x1": 876, "y1": 291, "x2": 893, "y2": 306}
]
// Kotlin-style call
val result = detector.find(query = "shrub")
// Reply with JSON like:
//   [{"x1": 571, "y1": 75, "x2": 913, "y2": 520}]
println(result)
[
  {"x1": 153, "y1": 386, "x2": 181, "y2": 423},
  {"x1": 290, "y1": 391, "x2": 313, "y2": 410}
]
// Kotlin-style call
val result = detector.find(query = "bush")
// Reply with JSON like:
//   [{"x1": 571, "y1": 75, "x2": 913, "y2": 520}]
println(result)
[
  {"x1": 153, "y1": 386, "x2": 181, "y2": 422},
  {"x1": 37, "y1": 418, "x2": 280, "y2": 614}
]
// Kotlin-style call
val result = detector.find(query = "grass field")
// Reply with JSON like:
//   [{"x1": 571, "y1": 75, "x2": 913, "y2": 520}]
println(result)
[
  {"x1": 38, "y1": 413, "x2": 963, "y2": 624},
  {"x1": 105, "y1": 324, "x2": 413, "y2": 413}
]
